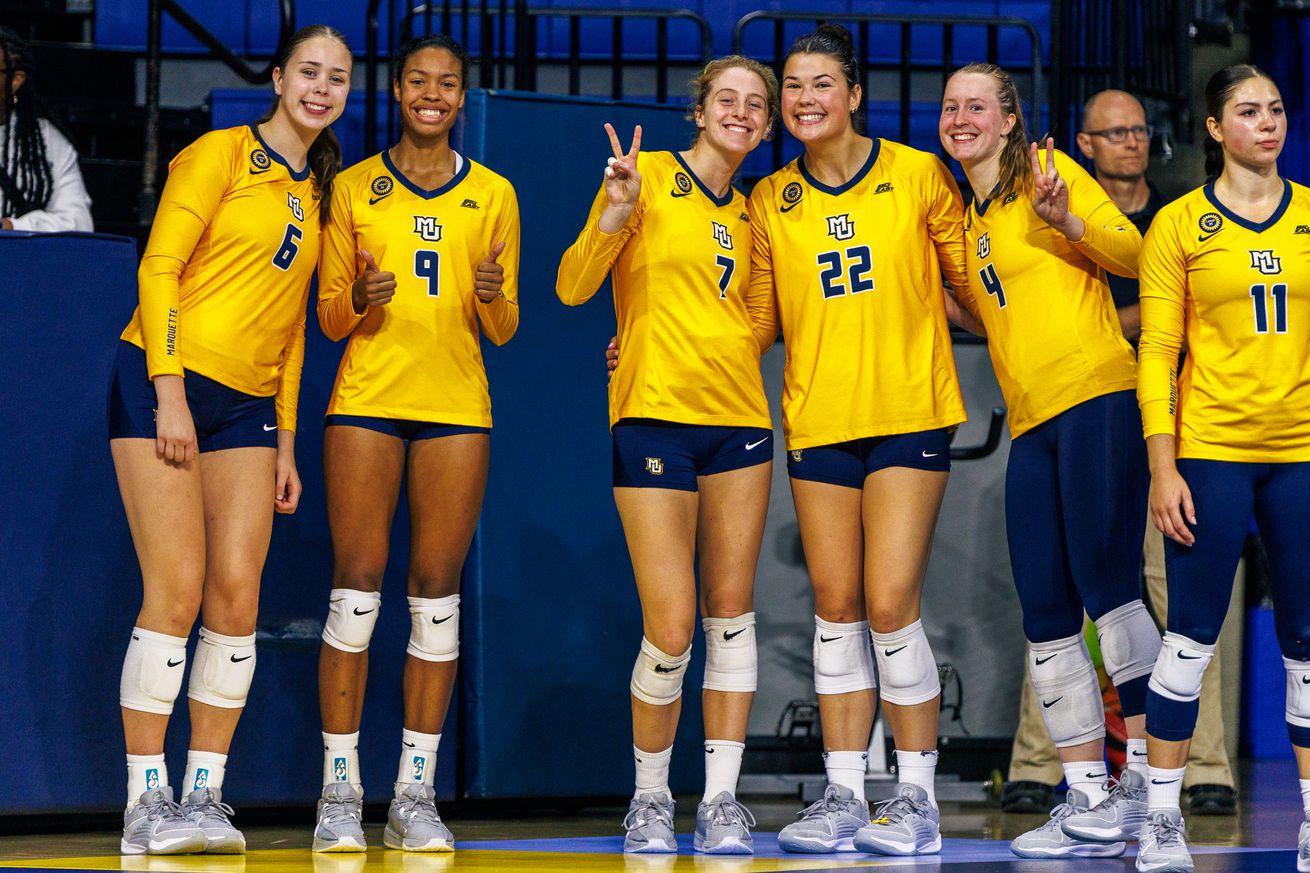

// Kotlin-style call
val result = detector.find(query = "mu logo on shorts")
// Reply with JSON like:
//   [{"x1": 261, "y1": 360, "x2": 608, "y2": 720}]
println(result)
[
  {"x1": 712, "y1": 221, "x2": 733, "y2": 250},
  {"x1": 286, "y1": 192, "x2": 304, "y2": 222},
  {"x1": 413, "y1": 216, "x2": 443, "y2": 243},
  {"x1": 1250, "y1": 249, "x2": 1282, "y2": 275},
  {"x1": 826, "y1": 213, "x2": 855, "y2": 241},
  {"x1": 645, "y1": 457, "x2": 664, "y2": 476},
  {"x1": 790, "y1": 450, "x2": 803, "y2": 462},
  {"x1": 977, "y1": 232, "x2": 991, "y2": 260}
]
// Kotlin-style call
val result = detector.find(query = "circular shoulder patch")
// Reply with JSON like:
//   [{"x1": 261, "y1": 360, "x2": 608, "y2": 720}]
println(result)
[
  {"x1": 250, "y1": 149, "x2": 271, "y2": 170},
  {"x1": 371, "y1": 176, "x2": 394, "y2": 197},
  {"x1": 674, "y1": 171, "x2": 693, "y2": 194},
  {"x1": 1198, "y1": 212, "x2": 1222, "y2": 234},
  {"x1": 782, "y1": 181, "x2": 803, "y2": 204}
]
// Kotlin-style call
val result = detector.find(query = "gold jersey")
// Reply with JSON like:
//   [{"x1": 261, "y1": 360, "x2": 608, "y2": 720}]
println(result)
[
  {"x1": 748, "y1": 139, "x2": 968, "y2": 450},
  {"x1": 1138, "y1": 179, "x2": 1310, "y2": 461},
  {"x1": 317, "y1": 150, "x2": 519, "y2": 427},
  {"x1": 557, "y1": 150, "x2": 773, "y2": 429},
  {"x1": 122, "y1": 125, "x2": 318, "y2": 431},
  {"x1": 957, "y1": 149, "x2": 1140, "y2": 437}
]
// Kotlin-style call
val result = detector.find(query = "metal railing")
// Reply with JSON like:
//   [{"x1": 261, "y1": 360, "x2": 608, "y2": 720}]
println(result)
[{"x1": 140, "y1": 0, "x2": 294, "y2": 227}]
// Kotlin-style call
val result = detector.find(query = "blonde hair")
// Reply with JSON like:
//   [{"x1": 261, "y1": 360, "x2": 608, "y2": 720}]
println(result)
[
  {"x1": 687, "y1": 55, "x2": 779, "y2": 141},
  {"x1": 948, "y1": 63, "x2": 1032, "y2": 199}
]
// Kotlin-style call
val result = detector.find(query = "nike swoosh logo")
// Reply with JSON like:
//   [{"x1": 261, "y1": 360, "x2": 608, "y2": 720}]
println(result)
[
  {"x1": 745, "y1": 437, "x2": 770, "y2": 450},
  {"x1": 263, "y1": 424, "x2": 277, "y2": 432},
  {"x1": 1085, "y1": 772, "x2": 1103, "y2": 779},
  {"x1": 670, "y1": 189, "x2": 692, "y2": 198},
  {"x1": 167, "y1": 658, "x2": 184, "y2": 667},
  {"x1": 884, "y1": 646, "x2": 907, "y2": 656},
  {"x1": 1042, "y1": 697, "x2": 1062, "y2": 708},
  {"x1": 1035, "y1": 654, "x2": 1056, "y2": 665},
  {"x1": 1303, "y1": 676, "x2": 1310, "y2": 685},
  {"x1": 780, "y1": 201, "x2": 800, "y2": 213},
  {"x1": 403, "y1": 741, "x2": 416, "y2": 748},
  {"x1": 724, "y1": 628, "x2": 747, "y2": 640},
  {"x1": 1197, "y1": 231, "x2": 1218, "y2": 242},
  {"x1": 653, "y1": 663, "x2": 681, "y2": 673},
  {"x1": 1177, "y1": 652, "x2": 1202, "y2": 659},
  {"x1": 921, "y1": 451, "x2": 939, "y2": 458},
  {"x1": 249, "y1": 167, "x2": 271, "y2": 175},
  {"x1": 1151, "y1": 778, "x2": 1180, "y2": 785},
  {"x1": 230, "y1": 654, "x2": 253, "y2": 663},
  {"x1": 369, "y1": 194, "x2": 391, "y2": 205},
  {"x1": 353, "y1": 607, "x2": 375, "y2": 616},
  {"x1": 431, "y1": 615, "x2": 453, "y2": 624},
  {"x1": 705, "y1": 747, "x2": 715, "y2": 754},
  {"x1": 819, "y1": 635, "x2": 841, "y2": 643}
]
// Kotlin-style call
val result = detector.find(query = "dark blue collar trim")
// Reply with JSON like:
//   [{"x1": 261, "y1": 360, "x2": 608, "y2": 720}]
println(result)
[
  {"x1": 381, "y1": 148, "x2": 471, "y2": 200},
  {"x1": 798, "y1": 138, "x2": 880, "y2": 196},
  {"x1": 1203, "y1": 179, "x2": 1291, "y2": 233},
  {"x1": 672, "y1": 151, "x2": 733, "y2": 207},
  {"x1": 250, "y1": 125, "x2": 310, "y2": 181}
]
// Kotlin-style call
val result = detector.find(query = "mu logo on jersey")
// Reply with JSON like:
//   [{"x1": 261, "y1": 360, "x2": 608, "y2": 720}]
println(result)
[
  {"x1": 712, "y1": 221, "x2": 733, "y2": 250},
  {"x1": 286, "y1": 192, "x2": 304, "y2": 222},
  {"x1": 1250, "y1": 249, "x2": 1282, "y2": 275},
  {"x1": 977, "y1": 233, "x2": 991, "y2": 260},
  {"x1": 826, "y1": 214, "x2": 855, "y2": 241},
  {"x1": 413, "y1": 216, "x2": 443, "y2": 243}
]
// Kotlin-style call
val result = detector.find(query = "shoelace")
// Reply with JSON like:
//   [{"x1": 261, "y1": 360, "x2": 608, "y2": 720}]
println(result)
[
  {"x1": 706, "y1": 797, "x2": 756, "y2": 829},
  {"x1": 624, "y1": 798, "x2": 673, "y2": 830},
  {"x1": 1103, "y1": 774, "x2": 1141, "y2": 800},
  {"x1": 1148, "y1": 814, "x2": 1186, "y2": 847},
  {"x1": 396, "y1": 792, "x2": 443, "y2": 825},
  {"x1": 1039, "y1": 801, "x2": 1080, "y2": 831},
  {"x1": 871, "y1": 790, "x2": 921, "y2": 826},
  {"x1": 187, "y1": 791, "x2": 235, "y2": 826},
  {"x1": 141, "y1": 793, "x2": 188, "y2": 823},
  {"x1": 320, "y1": 794, "x2": 363, "y2": 827},
  {"x1": 796, "y1": 787, "x2": 852, "y2": 821}
]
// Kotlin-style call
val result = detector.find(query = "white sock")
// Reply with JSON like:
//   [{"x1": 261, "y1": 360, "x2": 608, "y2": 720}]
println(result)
[
  {"x1": 823, "y1": 750, "x2": 868, "y2": 803},
  {"x1": 634, "y1": 745, "x2": 673, "y2": 798},
  {"x1": 1146, "y1": 765, "x2": 1187, "y2": 812},
  {"x1": 126, "y1": 754, "x2": 168, "y2": 805},
  {"x1": 895, "y1": 749, "x2": 939, "y2": 806},
  {"x1": 183, "y1": 750, "x2": 227, "y2": 794},
  {"x1": 323, "y1": 731, "x2": 362, "y2": 793},
  {"x1": 398, "y1": 729, "x2": 441, "y2": 786},
  {"x1": 1125, "y1": 739, "x2": 1148, "y2": 777},
  {"x1": 1064, "y1": 760, "x2": 1109, "y2": 807},
  {"x1": 1300, "y1": 778, "x2": 1310, "y2": 816},
  {"x1": 703, "y1": 740, "x2": 745, "y2": 802}
]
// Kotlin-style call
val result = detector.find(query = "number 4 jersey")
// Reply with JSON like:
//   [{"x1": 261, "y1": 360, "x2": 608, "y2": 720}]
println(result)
[
  {"x1": 1138, "y1": 179, "x2": 1310, "y2": 460},
  {"x1": 318, "y1": 150, "x2": 520, "y2": 427}
]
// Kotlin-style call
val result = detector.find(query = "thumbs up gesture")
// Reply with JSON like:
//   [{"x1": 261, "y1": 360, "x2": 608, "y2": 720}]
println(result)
[
  {"x1": 474, "y1": 240, "x2": 507, "y2": 303},
  {"x1": 351, "y1": 248, "x2": 397, "y2": 314}
]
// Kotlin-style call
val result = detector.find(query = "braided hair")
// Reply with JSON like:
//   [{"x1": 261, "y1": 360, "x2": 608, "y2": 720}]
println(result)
[{"x1": 0, "y1": 27, "x2": 54, "y2": 219}]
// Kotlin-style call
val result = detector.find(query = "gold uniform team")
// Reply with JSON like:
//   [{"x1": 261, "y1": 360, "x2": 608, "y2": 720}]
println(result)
[{"x1": 101, "y1": 19, "x2": 1310, "y2": 873}]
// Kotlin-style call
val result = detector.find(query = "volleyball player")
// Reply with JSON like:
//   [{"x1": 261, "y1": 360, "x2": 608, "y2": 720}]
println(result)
[
  {"x1": 749, "y1": 24, "x2": 972, "y2": 856},
  {"x1": 556, "y1": 56, "x2": 779, "y2": 854},
  {"x1": 311, "y1": 34, "x2": 518, "y2": 854},
  {"x1": 107, "y1": 25, "x2": 350, "y2": 855},
  {"x1": 939, "y1": 64, "x2": 1163, "y2": 859},
  {"x1": 1135, "y1": 65, "x2": 1310, "y2": 873}
]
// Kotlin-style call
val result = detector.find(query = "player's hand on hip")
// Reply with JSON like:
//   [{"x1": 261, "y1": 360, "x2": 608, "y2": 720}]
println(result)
[
  {"x1": 474, "y1": 241, "x2": 507, "y2": 303},
  {"x1": 152, "y1": 374, "x2": 198, "y2": 464},
  {"x1": 1149, "y1": 465, "x2": 1196, "y2": 547},
  {"x1": 351, "y1": 248, "x2": 397, "y2": 313}
]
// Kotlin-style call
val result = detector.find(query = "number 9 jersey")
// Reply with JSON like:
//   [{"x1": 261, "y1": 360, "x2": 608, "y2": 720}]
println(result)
[
  {"x1": 317, "y1": 151, "x2": 520, "y2": 428},
  {"x1": 1138, "y1": 179, "x2": 1310, "y2": 461}
]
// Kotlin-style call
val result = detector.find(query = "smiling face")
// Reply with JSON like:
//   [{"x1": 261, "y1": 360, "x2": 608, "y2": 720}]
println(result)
[
  {"x1": 394, "y1": 46, "x2": 465, "y2": 141},
  {"x1": 694, "y1": 66, "x2": 771, "y2": 157},
  {"x1": 272, "y1": 36, "x2": 351, "y2": 134},
  {"x1": 781, "y1": 52, "x2": 860, "y2": 145},
  {"x1": 1209, "y1": 76, "x2": 1285, "y2": 171},
  {"x1": 939, "y1": 71, "x2": 1013, "y2": 166}
]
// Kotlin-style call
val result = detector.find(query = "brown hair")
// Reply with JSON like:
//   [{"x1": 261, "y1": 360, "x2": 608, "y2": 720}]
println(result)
[
  {"x1": 948, "y1": 63, "x2": 1031, "y2": 199},
  {"x1": 257, "y1": 24, "x2": 350, "y2": 225},
  {"x1": 785, "y1": 23, "x2": 863, "y2": 133},
  {"x1": 1204, "y1": 64, "x2": 1276, "y2": 182},
  {"x1": 687, "y1": 55, "x2": 779, "y2": 142}
]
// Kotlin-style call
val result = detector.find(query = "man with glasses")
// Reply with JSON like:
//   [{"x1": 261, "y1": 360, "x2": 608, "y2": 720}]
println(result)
[{"x1": 1001, "y1": 90, "x2": 1237, "y2": 819}]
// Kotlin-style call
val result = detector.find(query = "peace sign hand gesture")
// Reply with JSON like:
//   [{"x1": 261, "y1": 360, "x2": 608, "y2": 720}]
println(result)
[
  {"x1": 598, "y1": 123, "x2": 642, "y2": 234},
  {"x1": 1030, "y1": 138, "x2": 1085, "y2": 240}
]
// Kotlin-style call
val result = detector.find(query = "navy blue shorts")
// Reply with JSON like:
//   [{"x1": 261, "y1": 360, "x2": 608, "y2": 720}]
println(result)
[
  {"x1": 612, "y1": 418, "x2": 773, "y2": 491},
  {"x1": 325, "y1": 414, "x2": 489, "y2": 441},
  {"x1": 785, "y1": 428, "x2": 951, "y2": 488},
  {"x1": 107, "y1": 340, "x2": 277, "y2": 453}
]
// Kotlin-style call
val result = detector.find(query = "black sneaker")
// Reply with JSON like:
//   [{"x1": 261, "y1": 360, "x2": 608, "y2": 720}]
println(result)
[
  {"x1": 1186, "y1": 783, "x2": 1236, "y2": 815},
  {"x1": 1002, "y1": 780, "x2": 1056, "y2": 814}
]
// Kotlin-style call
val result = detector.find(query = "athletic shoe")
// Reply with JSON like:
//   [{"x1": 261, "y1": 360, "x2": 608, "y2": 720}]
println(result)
[
  {"x1": 120, "y1": 787, "x2": 208, "y2": 855},
  {"x1": 385, "y1": 782, "x2": 454, "y2": 852},
  {"x1": 623, "y1": 793, "x2": 676, "y2": 853},
  {"x1": 852, "y1": 783, "x2": 941, "y2": 855},
  {"x1": 1298, "y1": 815, "x2": 1310, "y2": 873},
  {"x1": 181, "y1": 787, "x2": 245, "y2": 853},
  {"x1": 1136, "y1": 810, "x2": 1192, "y2": 873},
  {"x1": 1001, "y1": 779, "x2": 1056, "y2": 813},
  {"x1": 1010, "y1": 789, "x2": 1125, "y2": 859},
  {"x1": 1062, "y1": 769, "x2": 1148, "y2": 841},
  {"x1": 694, "y1": 791, "x2": 755, "y2": 854},
  {"x1": 1186, "y1": 783, "x2": 1236, "y2": 815},
  {"x1": 312, "y1": 783, "x2": 367, "y2": 853},
  {"x1": 776, "y1": 783, "x2": 869, "y2": 853}
]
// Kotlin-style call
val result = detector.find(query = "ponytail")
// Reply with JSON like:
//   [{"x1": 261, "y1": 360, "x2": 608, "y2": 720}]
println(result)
[{"x1": 948, "y1": 63, "x2": 1031, "y2": 200}]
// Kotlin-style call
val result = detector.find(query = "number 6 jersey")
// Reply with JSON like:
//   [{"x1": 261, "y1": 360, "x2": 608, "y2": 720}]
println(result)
[{"x1": 1138, "y1": 179, "x2": 1310, "y2": 461}]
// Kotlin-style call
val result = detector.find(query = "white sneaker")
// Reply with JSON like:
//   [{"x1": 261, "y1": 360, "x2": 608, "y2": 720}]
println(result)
[
  {"x1": 181, "y1": 787, "x2": 245, "y2": 853},
  {"x1": 1136, "y1": 809, "x2": 1192, "y2": 873},
  {"x1": 120, "y1": 787, "x2": 208, "y2": 855}
]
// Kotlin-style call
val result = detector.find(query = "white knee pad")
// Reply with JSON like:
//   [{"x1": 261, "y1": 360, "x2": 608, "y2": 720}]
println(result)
[
  {"x1": 188, "y1": 627, "x2": 257, "y2": 709},
  {"x1": 1094, "y1": 599, "x2": 1162, "y2": 686},
  {"x1": 872, "y1": 619, "x2": 941, "y2": 706},
  {"x1": 322, "y1": 588, "x2": 381, "y2": 653},
  {"x1": 813, "y1": 617, "x2": 876, "y2": 695},
  {"x1": 702, "y1": 613, "x2": 757, "y2": 693},
  {"x1": 1028, "y1": 633, "x2": 1105, "y2": 747},
  {"x1": 1285, "y1": 658, "x2": 1310, "y2": 729},
  {"x1": 407, "y1": 594, "x2": 460, "y2": 662},
  {"x1": 630, "y1": 638, "x2": 691, "y2": 706},
  {"x1": 120, "y1": 627, "x2": 188, "y2": 715},
  {"x1": 1148, "y1": 632, "x2": 1214, "y2": 703}
]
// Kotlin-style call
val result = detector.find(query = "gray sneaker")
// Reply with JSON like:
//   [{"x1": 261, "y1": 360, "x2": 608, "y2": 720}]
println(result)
[
  {"x1": 1062, "y1": 769, "x2": 1148, "y2": 841},
  {"x1": 1136, "y1": 810, "x2": 1193, "y2": 873},
  {"x1": 312, "y1": 782, "x2": 366, "y2": 853},
  {"x1": 1298, "y1": 816, "x2": 1310, "y2": 873},
  {"x1": 181, "y1": 787, "x2": 245, "y2": 853},
  {"x1": 623, "y1": 793, "x2": 676, "y2": 854},
  {"x1": 852, "y1": 783, "x2": 941, "y2": 855},
  {"x1": 385, "y1": 782, "x2": 454, "y2": 852},
  {"x1": 777, "y1": 783, "x2": 870, "y2": 853},
  {"x1": 694, "y1": 791, "x2": 755, "y2": 854},
  {"x1": 120, "y1": 787, "x2": 208, "y2": 855},
  {"x1": 1011, "y1": 789, "x2": 1126, "y2": 859}
]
